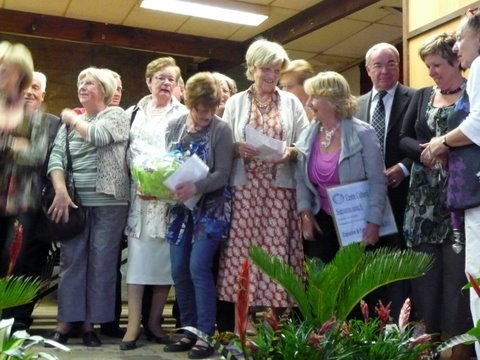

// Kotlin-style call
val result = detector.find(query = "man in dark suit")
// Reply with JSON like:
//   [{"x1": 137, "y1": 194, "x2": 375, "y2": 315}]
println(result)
[{"x1": 356, "y1": 43, "x2": 416, "y2": 319}]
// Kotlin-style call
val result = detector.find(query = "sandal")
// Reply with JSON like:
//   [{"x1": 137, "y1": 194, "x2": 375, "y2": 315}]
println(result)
[
  {"x1": 188, "y1": 343, "x2": 215, "y2": 359},
  {"x1": 163, "y1": 337, "x2": 195, "y2": 352}
]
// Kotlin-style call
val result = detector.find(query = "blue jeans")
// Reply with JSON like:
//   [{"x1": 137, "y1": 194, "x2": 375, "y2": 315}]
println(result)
[{"x1": 170, "y1": 234, "x2": 222, "y2": 337}]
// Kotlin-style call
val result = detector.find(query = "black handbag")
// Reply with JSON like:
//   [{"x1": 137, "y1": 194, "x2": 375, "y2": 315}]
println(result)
[{"x1": 41, "y1": 125, "x2": 86, "y2": 241}]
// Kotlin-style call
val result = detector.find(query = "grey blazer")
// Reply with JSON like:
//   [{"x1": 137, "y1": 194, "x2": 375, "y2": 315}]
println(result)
[{"x1": 295, "y1": 117, "x2": 387, "y2": 225}]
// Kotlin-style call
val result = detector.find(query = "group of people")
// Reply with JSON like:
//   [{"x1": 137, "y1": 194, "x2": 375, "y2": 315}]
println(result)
[{"x1": 1, "y1": 7, "x2": 480, "y2": 360}]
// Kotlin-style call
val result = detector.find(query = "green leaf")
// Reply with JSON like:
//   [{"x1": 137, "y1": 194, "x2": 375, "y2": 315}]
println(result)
[
  {"x1": 0, "y1": 276, "x2": 40, "y2": 311},
  {"x1": 249, "y1": 246, "x2": 313, "y2": 322}
]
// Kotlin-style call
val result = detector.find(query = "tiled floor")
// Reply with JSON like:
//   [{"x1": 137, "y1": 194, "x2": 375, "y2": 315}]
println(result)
[{"x1": 28, "y1": 299, "x2": 224, "y2": 360}]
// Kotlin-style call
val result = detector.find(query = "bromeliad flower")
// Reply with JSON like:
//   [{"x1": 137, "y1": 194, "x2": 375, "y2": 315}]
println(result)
[
  {"x1": 398, "y1": 298, "x2": 411, "y2": 333},
  {"x1": 7, "y1": 221, "x2": 23, "y2": 276},
  {"x1": 360, "y1": 300, "x2": 369, "y2": 324},
  {"x1": 375, "y1": 300, "x2": 391, "y2": 331},
  {"x1": 468, "y1": 273, "x2": 480, "y2": 298}
]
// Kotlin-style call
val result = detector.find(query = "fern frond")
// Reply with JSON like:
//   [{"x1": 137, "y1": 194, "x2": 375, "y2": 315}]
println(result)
[
  {"x1": 0, "y1": 276, "x2": 41, "y2": 311},
  {"x1": 336, "y1": 248, "x2": 433, "y2": 319},
  {"x1": 249, "y1": 246, "x2": 313, "y2": 322},
  {"x1": 310, "y1": 244, "x2": 365, "y2": 323}
]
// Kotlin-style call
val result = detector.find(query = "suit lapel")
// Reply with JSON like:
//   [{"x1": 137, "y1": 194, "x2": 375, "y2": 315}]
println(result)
[
  {"x1": 358, "y1": 91, "x2": 372, "y2": 122},
  {"x1": 387, "y1": 84, "x2": 409, "y2": 134}
]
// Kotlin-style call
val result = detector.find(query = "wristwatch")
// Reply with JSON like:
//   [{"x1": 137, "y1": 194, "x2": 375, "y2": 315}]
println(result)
[{"x1": 442, "y1": 135, "x2": 452, "y2": 148}]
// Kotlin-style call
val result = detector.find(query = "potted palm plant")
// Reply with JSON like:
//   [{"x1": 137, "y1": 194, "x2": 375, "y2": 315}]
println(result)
[
  {"x1": 0, "y1": 222, "x2": 69, "y2": 359},
  {"x1": 189, "y1": 243, "x2": 436, "y2": 359}
]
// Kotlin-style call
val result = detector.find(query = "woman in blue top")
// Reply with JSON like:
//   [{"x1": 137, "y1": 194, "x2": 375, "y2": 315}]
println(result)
[{"x1": 163, "y1": 72, "x2": 233, "y2": 359}]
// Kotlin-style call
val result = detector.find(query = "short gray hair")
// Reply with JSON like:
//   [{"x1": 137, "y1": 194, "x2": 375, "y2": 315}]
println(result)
[
  {"x1": 33, "y1": 71, "x2": 47, "y2": 92},
  {"x1": 77, "y1": 67, "x2": 116, "y2": 105},
  {"x1": 365, "y1": 42, "x2": 400, "y2": 65}
]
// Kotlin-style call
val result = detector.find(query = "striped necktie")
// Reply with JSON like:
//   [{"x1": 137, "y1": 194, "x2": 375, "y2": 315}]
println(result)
[{"x1": 371, "y1": 90, "x2": 387, "y2": 155}]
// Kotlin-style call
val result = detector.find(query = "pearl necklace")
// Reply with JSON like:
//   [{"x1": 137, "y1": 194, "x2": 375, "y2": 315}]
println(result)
[{"x1": 320, "y1": 123, "x2": 340, "y2": 149}]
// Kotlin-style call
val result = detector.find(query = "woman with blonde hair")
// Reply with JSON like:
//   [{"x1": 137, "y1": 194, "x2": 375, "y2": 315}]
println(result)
[
  {"x1": 217, "y1": 38, "x2": 308, "y2": 319},
  {"x1": 0, "y1": 41, "x2": 48, "y2": 275},
  {"x1": 47, "y1": 67, "x2": 130, "y2": 347},
  {"x1": 296, "y1": 71, "x2": 386, "y2": 261}
]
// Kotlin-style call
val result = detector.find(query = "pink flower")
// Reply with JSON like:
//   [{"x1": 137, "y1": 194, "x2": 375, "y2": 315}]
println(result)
[
  {"x1": 308, "y1": 331, "x2": 324, "y2": 347},
  {"x1": 409, "y1": 333, "x2": 431, "y2": 347},
  {"x1": 398, "y1": 298, "x2": 411, "y2": 333},
  {"x1": 318, "y1": 316, "x2": 336, "y2": 335}
]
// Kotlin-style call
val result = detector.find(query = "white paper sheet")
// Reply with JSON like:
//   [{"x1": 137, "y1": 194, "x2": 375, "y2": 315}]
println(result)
[
  {"x1": 163, "y1": 154, "x2": 209, "y2": 209},
  {"x1": 245, "y1": 125, "x2": 286, "y2": 160}
]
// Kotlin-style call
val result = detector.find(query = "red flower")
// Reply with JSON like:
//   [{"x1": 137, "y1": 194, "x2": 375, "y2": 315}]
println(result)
[
  {"x1": 468, "y1": 273, "x2": 480, "y2": 298},
  {"x1": 7, "y1": 221, "x2": 23, "y2": 276},
  {"x1": 235, "y1": 259, "x2": 250, "y2": 348},
  {"x1": 375, "y1": 300, "x2": 391, "y2": 331}
]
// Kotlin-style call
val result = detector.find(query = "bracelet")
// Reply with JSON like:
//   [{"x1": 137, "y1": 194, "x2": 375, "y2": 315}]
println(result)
[{"x1": 442, "y1": 135, "x2": 452, "y2": 148}]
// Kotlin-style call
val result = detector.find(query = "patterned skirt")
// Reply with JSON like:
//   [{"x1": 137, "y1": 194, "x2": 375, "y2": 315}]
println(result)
[{"x1": 217, "y1": 163, "x2": 303, "y2": 308}]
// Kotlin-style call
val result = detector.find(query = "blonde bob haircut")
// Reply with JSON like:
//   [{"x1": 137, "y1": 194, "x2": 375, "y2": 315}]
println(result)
[
  {"x1": 245, "y1": 38, "x2": 290, "y2": 81},
  {"x1": 0, "y1": 41, "x2": 34, "y2": 92},
  {"x1": 77, "y1": 67, "x2": 116, "y2": 105},
  {"x1": 280, "y1": 59, "x2": 315, "y2": 85},
  {"x1": 304, "y1": 71, "x2": 357, "y2": 118},
  {"x1": 145, "y1": 56, "x2": 181, "y2": 82},
  {"x1": 184, "y1": 72, "x2": 222, "y2": 112}
]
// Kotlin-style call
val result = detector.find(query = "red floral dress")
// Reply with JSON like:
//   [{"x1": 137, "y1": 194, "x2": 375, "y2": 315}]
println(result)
[{"x1": 217, "y1": 92, "x2": 303, "y2": 308}]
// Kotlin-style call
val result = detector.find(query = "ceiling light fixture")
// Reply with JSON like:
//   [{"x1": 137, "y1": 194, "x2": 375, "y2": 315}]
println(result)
[{"x1": 140, "y1": 0, "x2": 269, "y2": 26}]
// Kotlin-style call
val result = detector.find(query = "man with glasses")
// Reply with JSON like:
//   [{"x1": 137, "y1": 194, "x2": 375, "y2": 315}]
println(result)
[{"x1": 356, "y1": 42, "x2": 416, "y2": 319}]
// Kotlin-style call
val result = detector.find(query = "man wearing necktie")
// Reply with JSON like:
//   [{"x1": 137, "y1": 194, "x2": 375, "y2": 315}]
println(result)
[{"x1": 356, "y1": 42, "x2": 416, "y2": 319}]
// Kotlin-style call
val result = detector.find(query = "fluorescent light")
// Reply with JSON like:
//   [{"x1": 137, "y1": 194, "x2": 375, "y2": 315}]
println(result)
[{"x1": 141, "y1": 0, "x2": 268, "y2": 26}]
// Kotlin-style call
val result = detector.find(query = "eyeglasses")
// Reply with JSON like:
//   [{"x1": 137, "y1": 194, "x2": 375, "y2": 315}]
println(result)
[
  {"x1": 152, "y1": 75, "x2": 176, "y2": 83},
  {"x1": 368, "y1": 61, "x2": 398, "y2": 71}
]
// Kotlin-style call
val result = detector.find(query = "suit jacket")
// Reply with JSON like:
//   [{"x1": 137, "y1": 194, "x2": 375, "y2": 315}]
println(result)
[{"x1": 356, "y1": 83, "x2": 416, "y2": 247}]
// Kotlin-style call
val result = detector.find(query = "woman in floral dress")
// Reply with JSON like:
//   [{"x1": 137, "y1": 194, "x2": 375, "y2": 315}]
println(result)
[{"x1": 217, "y1": 39, "x2": 309, "y2": 314}]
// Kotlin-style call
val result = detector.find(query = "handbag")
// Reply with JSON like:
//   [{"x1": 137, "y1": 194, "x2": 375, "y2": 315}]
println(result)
[
  {"x1": 40, "y1": 125, "x2": 86, "y2": 241},
  {"x1": 446, "y1": 91, "x2": 480, "y2": 210}
]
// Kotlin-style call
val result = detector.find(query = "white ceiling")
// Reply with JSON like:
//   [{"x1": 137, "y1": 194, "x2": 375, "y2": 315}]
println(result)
[{"x1": 0, "y1": 0, "x2": 403, "y2": 72}]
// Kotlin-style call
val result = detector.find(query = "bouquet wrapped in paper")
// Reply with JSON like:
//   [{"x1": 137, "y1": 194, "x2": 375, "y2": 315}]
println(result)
[{"x1": 130, "y1": 146, "x2": 184, "y2": 202}]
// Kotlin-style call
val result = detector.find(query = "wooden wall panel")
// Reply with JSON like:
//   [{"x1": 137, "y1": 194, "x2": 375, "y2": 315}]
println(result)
[
  {"x1": 408, "y1": 0, "x2": 472, "y2": 32},
  {"x1": 407, "y1": 20, "x2": 458, "y2": 88},
  {"x1": 0, "y1": 33, "x2": 193, "y2": 115}
]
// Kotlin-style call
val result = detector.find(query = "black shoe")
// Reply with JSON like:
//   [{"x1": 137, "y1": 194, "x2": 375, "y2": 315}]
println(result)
[
  {"x1": 188, "y1": 344, "x2": 215, "y2": 359},
  {"x1": 164, "y1": 337, "x2": 196, "y2": 352},
  {"x1": 119, "y1": 332, "x2": 141, "y2": 351},
  {"x1": 100, "y1": 325, "x2": 125, "y2": 338},
  {"x1": 82, "y1": 331, "x2": 102, "y2": 347},
  {"x1": 145, "y1": 326, "x2": 173, "y2": 344},
  {"x1": 45, "y1": 331, "x2": 69, "y2": 347}
]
